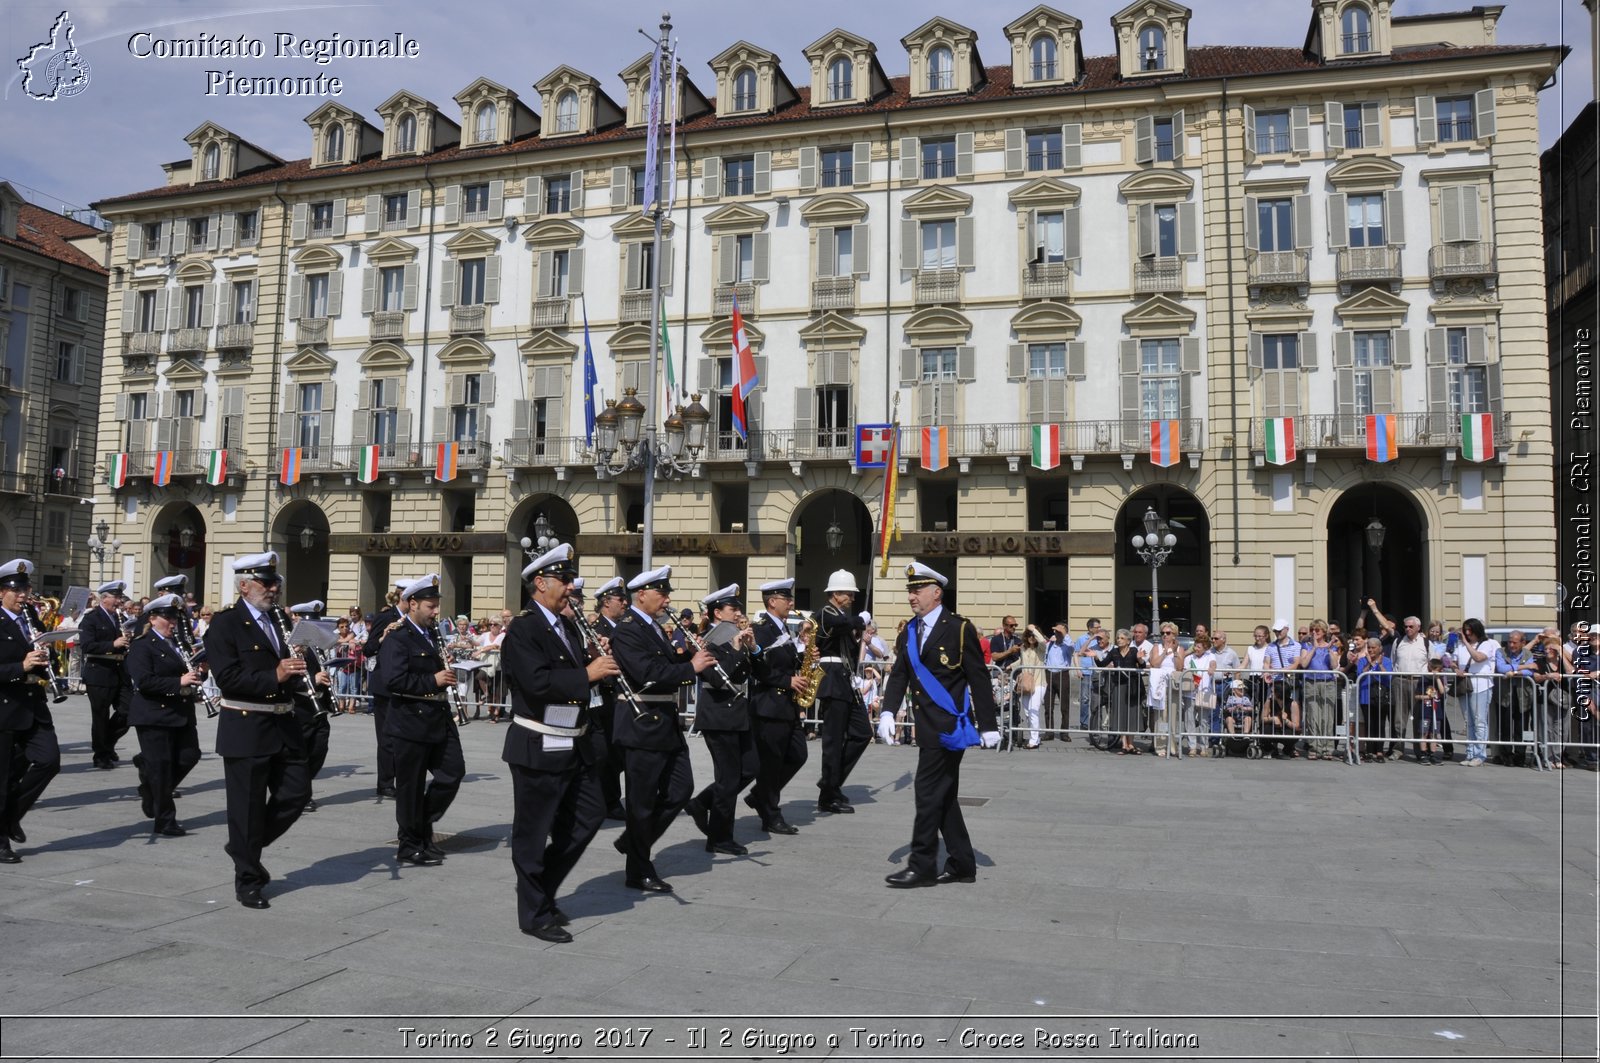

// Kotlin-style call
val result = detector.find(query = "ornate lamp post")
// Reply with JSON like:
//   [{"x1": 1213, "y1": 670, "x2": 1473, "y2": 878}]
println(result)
[
  {"x1": 1130, "y1": 507, "x2": 1178, "y2": 630},
  {"x1": 86, "y1": 520, "x2": 123, "y2": 584}
]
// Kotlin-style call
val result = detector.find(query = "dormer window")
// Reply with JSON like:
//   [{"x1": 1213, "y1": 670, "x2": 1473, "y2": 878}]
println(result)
[
  {"x1": 474, "y1": 102, "x2": 496, "y2": 143},
  {"x1": 1030, "y1": 36, "x2": 1057, "y2": 81},
  {"x1": 827, "y1": 57, "x2": 852, "y2": 101},
  {"x1": 927, "y1": 46, "x2": 954, "y2": 91},
  {"x1": 554, "y1": 91, "x2": 579, "y2": 133},
  {"x1": 323, "y1": 124, "x2": 344, "y2": 164},
  {"x1": 732, "y1": 68, "x2": 757, "y2": 111},
  {"x1": 1341, "y1": 4, "x2": 1372, "y2": 53},
  {"x1": 396, "y1": 113, "x2": 417, "y2": 153},
  {"x1": 1139, "y1": 25, "x2": 1166, "y2": 71},
  {"x1": 202, "y1": 143, "x2": 220, "y2": 181}
]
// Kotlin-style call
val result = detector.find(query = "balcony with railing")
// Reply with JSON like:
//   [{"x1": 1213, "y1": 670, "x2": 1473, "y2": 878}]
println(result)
[
  {"x1": 619, "y1": 290, "x2": 653, "y2": 324},
  {"x1": 1134, "y1": 257, "x2": 1183, "y2": 294},
  {"x1": 914, "y1": 269, "x2": 961, "y2": 305},
  {"x1": 741, "y1": 420, "x2": 1205, "y2": 465},
  {"x1": 1336, "y1": 245, "x2": 1401, "y2": 289},
  {"x1": 272, "y1": 440, "x2": 492, "y2": 480},
  {"x1": 503, "y1": 435, "x2": 594, "y2": 469},
  {"x1": 449, "y1": 305, "x2": 486, "y2": 336},
  {"x1": 128, "y1": 332, "x2": 163, "y2": 356},
  {"x1": 1022, "y1": 262, "x2": 1071, "y2": 300},
  {"x1": 1246, "y1": 250, "x2": 1309, "y2": 290},
  {"x1": 0, "y1": 470, "x2": 31, "y2": 495},
  {"x1": 168, "y1": 327, "x2": 208, "y2": 356},
  {"x1": 811, "y1": 277, "x2": 857, "y2": 311},
  {"x1": 369, "y1": 311, "x2": 406, "y2": 342},
  {"x1": 1253, "y1": 412, "x2": 1510, "y2": 452},
  {"x1": 712, "y1": 283, "x2": 756, "y2": 318},
  {"x1": 295, "y1": 317, "x2": 330, "y2": 346},
  {"x1": 530, "y1": 297, "x2": 571, "y2": 329},
  {"x1": 216, "y1": 322, "x2": 254, "y2": 351},
  {"x1": 102, "y1": 448, "x2": 250, "y2": 480},
  {"x1": 1428, "y1": 242, "x2": 1496, "y2": 284},
  {"x1": 42, "y1": 474, "x2": 84, "y2": 497}
]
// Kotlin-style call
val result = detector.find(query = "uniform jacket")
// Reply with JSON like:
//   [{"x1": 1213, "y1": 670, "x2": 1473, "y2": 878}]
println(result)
[
  {"x1": 749, "y1": 613, "x2": 802, "y2": 722},
  {"x1": 378, "y1": 619, "x2": 456, "y2": 745},
  {"x1": 0, "y1": 610, "x2": 50, "y2": 732},
  {"x1": 126, "y1": 630, "x2": 199, "y2": 729},
  {"x1": 362, "y1": 604, "x2": 401, "y2": 697},
  {"x1": 609, "y1": 609, "x2": 693, "y2": 750},
  {"x1": 501, "y1": 606, "x2": 603, "y2": 771},
  {"x1": 202, "y1": 601, "x2": 304, "y2": 759},
  {"x1": 815, "y1": 604, "x2": 864, "y2": 702},
  {"x1": 694, "y1": 621, "x2": 752, "y2": 732},
  {"x1": 881, "y1": 609, "x2": 1000, "y2": 750},
  {"x1": 78, "y1": 605, "x2": 128, "y2": 689}
]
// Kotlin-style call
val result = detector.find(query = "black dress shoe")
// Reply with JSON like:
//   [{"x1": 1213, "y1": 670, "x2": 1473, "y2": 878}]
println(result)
[
  {"x1": 685, "y1": 797, "x2": 712, "y2": 838},
  {"x1": 522, "y1": 922, "x2": 573, "y2": 944},
  {"x1": 377, "y1": 784, "x2": 396, "y2": 799},
  {"x1": 762, "y1": 818, "x2": 799, "y2": 836},
  {"x1": 0, "y1": 847, "x2": 20, "y2": 864},
  {"x1": 110, "y1": 752, "x2": 121, "y2": 763},
  {"x1": 237, "y1": 890, "x2": 269, "y2": 909},
  {"x1": 171, "y1": 788, "x2": 183, "y2": 799},
  {"x1": 547, "y1": 905, "x2": 571, "y2": 926},
  {"x1": 7, "y1": 823, "x2": 25, "y2": 845},
  {"x1": 935, "y1": 870, "x2": 976, "y2": 885},
  {"x1": 817, "y1": 800, "x2": 854, "y2": 815},
  {"x1": 423, "y1": 842, "x2": 447, "y2": 861},
  {"x1": 612, "y1": 834, "x2": 629, "y2": 855},
  {"x1": 705, "y1": 839, "x2": 748, "y2": 856},
  {"x1": 154, "y1": 824, "x2": 188, "y2": 838},
  {"x1": 137, "y1": 781, "x2": 154, "y2": 819},
  {"x1": 625, "y1": 876, "x2": 673, "y2": 893},
  {"x1": 397, "y1": 850, "x2": 443, "y2": 867},
  {"x1": 302, "y1": 798, "x2": 319, "y2": 814},
  {"x1": 884, "y1": 869, "x2": 937, "y2": 889}
]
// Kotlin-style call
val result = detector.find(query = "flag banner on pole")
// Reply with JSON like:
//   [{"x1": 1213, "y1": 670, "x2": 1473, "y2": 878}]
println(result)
[
  {"x1": 581, "y1": 302, "x2": 599, "y2": 448},
  {"x1": 1030, "y1": 424, "x2": 1061, "y2": 471},
  {"x1": 1150, "y1": 420, "x2": 1180, "y2": 467},
  {"x1": 108, "y1": 453, "x2": 128, "y2": 489},
  {"x1": 659, "y1": 294, "x2": 677, "y2": 403},
  {"x1": 204, "y1": 449, "x2": 228, "y2": 486},
  {"x1": 665, "y1": 41, "x2": 679, "y2": 211},
  {"x1": 279, "y1": 448, "x2": 301, "y2": 486},
  {"x1": 434, "y1": 441, "x2": 459, "y2": 482},
  {"x1": 150, "y1": 451, "x2": 172, "y2": 487},
  {"x1": 855, "y1": 424, "x2": 894, "y2": 468},
  {"x1": 1460, "y1": 413, "x2": 1494, "y2": 462},
  {"x1": 729, "y1": 296, "x2": 759, "y2": 441},
  {"x1": 878, "y1": 421, "x2": 900, "y2": 577},
  {"x1": 641, "y1": 39, "x2": 664, "y2": 215},
  {"x1": 920, "y1": 426, "x2": 948, "y2": 472},
  {"x1": 1263, "y1": 417, "x2": 1296, "y2": 465},
  {"x1": 1365, "y1": 414, "x2": 1398, "y2": 462},
  {"x1": 357, "y1": 444, "x2": 381, "y2": 484}
]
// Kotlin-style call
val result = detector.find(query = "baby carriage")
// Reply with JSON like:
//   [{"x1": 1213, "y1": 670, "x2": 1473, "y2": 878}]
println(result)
[{"x1": 1220, "y1": 678, "x2": 1262, "y2": 758}]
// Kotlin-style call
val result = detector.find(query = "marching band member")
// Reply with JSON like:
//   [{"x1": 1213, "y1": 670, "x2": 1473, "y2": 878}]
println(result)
[
  {"x1": 592, "y1": 577, "x2": 628, "y2": 820},
  {"x1": 607, "y1": 566, "x2": 715, "y2": 893},
  {"x1": 880, "y1": 563, "x2": 1001, "y2": 889},
  {"x1": 744, "y1": 578, "x2": 806, "y2": 835},
  {"x1": 684, "y1": 584, "x2": 758, "y2": 856},
  {"x1": 203, "y1": 553, "x2": 312, "y2": 909},
  {"x1": 377, "y1": 575, "x2": 465, "y2": 868},
  {"x1": 501, "y1": 546, "x2": 620, "y2": 943},
  {"x1": 0, "y1": 560, "x2": 61, "y2": 862},
  {"x1": 125, "y1": 593, "x2": 202, "y2": 837},
  {"x1": 287, "y1": 601, "x2": 335, "y2": 813},
  {"x1": 362, "y1": 580, "x2": 407, "y2": 799},
  {"x1": 79, "y1": 579, "x2": 134, "y2": 769},
  {"x1": 814, "y1": 569, "x2": 871, "y2": 815}
]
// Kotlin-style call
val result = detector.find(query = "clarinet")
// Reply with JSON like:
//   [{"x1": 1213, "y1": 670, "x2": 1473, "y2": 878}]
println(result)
[
  {"x1": 18, "y1": 600, "x2": 67, "y2": 704},
  {"x1": 266, "y1": 606, "x2": 321, "y2": 705},
  {"x1": 427, "y1": 621, "x2": 470, "y2": 727},
  {"x1": 168, "y1": 629, "x2": 221, "y2": 719},
  {"x1": 682, "y1": 623, "x2": 745, "y2": 694},
  {"x1": 570, "y1": 609, "x2": 656, "y2": 728}
]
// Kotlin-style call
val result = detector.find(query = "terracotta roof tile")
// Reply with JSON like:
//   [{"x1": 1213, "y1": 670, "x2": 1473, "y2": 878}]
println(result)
[{"x1": 1, "y1": 205, "x2": 105, "y2": 274}]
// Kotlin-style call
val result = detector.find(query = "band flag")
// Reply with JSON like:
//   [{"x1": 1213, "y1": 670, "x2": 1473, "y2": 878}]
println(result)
[
  {"x1": 1366, "y1": 414, "x2": 1398, "y2": 463},
  {"x1": 920, "y1": 426, "x2": 948, "y2": 472},
  {"x1": 855, "y1": 424, "x2": 894, "y2": 468},
  {"x1": 1031, "y1": 424, "x2": 1061, "y2": 471},
  {"x1": 878, "y1": 419, "x2": 901, "y2": 577},
  {"x1": 357, "y1": 444, "x2": 381, "y2": 484},
  {"x1": 434, "y1": 441, "x2": 459, "y2": 482},
  {"x1": 204, "y1": 449, "x2": 227, "y2": 486},
  {"x1": 108, "y1": 453, "x2": 128, "y2": 489},
  {"x1": 1263, "y1": 417, "x2": 1296, "y2": 465},
  {"x1": 581, "y1": 300, "x2": 599, "y2": 448},
  {"x1": 1150, "y1": 420, "x2": 1180, "y2": 467},
  {"x1": 279, "y1": 448, "x2": 301, "y2": 486},
  {"x1": 1460, "y1": 413, "x2": 1494, "y2": 462},
  {"x1": 150, "y1": 451, "x2": 172, "y2": 487}
]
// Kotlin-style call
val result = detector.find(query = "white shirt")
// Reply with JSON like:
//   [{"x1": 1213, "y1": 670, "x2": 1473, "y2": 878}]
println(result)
[
  {"x1": 1245, "y1": 644, "x2": 1270, "y2": 673},
  {"x1": 1457, "y1": 638, "x2": 1500, "y2": 694},
  {"x1": 1393, "y1": 633, "x2": 1430, "y2": 673},
  {"x1": 912, "y1": 606, "x2": 944, "y2": 650}
]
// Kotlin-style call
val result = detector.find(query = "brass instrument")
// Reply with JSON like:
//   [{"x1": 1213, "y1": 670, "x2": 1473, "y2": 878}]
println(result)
[
  {"x1": 19, "y1": 598, "x2": 67, "y2": 704},
  {"x1": 570, "y1": 608, "x2": 657, "y2": 728},
  {"x1": 793, "y1": 617, "x2": 824, "y2": 710}
]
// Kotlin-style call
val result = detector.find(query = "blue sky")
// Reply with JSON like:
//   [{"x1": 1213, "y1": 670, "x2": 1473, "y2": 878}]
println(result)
[{"x1": 1, "y1": 0, "x2": 1591, "y2": 219}]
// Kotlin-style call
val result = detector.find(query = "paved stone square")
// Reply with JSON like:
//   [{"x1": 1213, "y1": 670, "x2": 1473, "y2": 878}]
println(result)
[{"x1": 0, "y1": 697, "x2": 1594, "y2": 1061}]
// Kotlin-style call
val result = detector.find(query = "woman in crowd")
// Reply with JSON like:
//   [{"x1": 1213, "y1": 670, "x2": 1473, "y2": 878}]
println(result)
[
  {"x1": 1182, "y1": 632, "x2": 1217, "y2": 756},
  {"x1": 1353, "y1": 636, "x2": 1394, "y2": 761},
  {"x1": 1451, "y1": 618, "x2": 1499, "y2": 766},
  {"x1": 1097, "y1": 628, "x2": 1144, "y2": 754},
  {"x1": 347, "y1": 606, "x2": 367, "y2": 644},
  {"x1": 1148, "y1": 623, "x2": 1183, "y2": 757},
  {"x1": 332, "y1": 616, "x2": 361, "y2": 713},
  {"x1": 1015, "y1": 626, "x2": 1046, "y2": 749},
  {"x1": 1530, "y1": 627, "x2": 1572, "y2": 768}
]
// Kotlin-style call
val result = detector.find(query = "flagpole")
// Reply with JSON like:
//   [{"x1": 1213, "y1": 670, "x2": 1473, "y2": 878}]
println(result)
[{"x1": 641, "y1": 11, "x2": 672, "y2": 571}]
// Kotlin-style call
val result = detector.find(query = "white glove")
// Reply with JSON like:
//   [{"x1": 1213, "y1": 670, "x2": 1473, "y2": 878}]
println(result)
[
  {"x1": 859, "y1": 611, "x2": 872, "y2": 624},
  {"x1": 980, "y1": 730, "x2": 1001, "y2": 749}
]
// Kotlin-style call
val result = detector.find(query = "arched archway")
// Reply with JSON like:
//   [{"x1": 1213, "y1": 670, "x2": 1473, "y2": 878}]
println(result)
[
  {"x1": 1114, "y1": 487, "x2": 1210, "y2": 633},
  {"x1": 149, "y1": 502, "x2": 207, "y2": 603},
  {"x1": 1326, "y1": 483, "x2": 1426, "y2": 629},
  {"x1": 505, "y1": 494, "x2": 581, "y2": 606},
  {"x1": 790, "y1": 489, "x2": 873, "y2": 614},
  {"x1": 272, "y1": 500, "x2": 331, "y2": 608}
]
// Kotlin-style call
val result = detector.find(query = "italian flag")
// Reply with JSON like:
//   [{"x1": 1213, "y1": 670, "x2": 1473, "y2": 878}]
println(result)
[
  {"x1": 204, "y1": 449, "x2": 227, "y2": 486},
  {"x1": 1460, "y1": 413, "x2": 1494, "y2": 462},
  {"x1": 1030, "y1": 424, "x2": 1060, "y2": 470},
  {"x1": 357, "y1": 444, "x2": 381, "y2": 483},
  {"x1": 107, "y1": 453, "x2": 128, "y2": 489},
  {"x1": 1263, "y1": 417, "x2": 1296, "y2": 465}
]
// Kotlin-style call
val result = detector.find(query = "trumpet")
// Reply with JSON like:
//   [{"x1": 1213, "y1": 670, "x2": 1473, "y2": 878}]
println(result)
[
  {"x1": 18, "y1": 599, "x2": 67, "y2": 704},
  {"x1": 570, "y1": 608, "x2": 657, "y2": 728}
]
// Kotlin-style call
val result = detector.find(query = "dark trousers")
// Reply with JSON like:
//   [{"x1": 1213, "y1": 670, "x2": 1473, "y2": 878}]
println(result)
[
  {"x1": 1, "y1": 723, "x2": 60, "y2": 838},
  {"x1": 816, "y1": 693, "x2": 870, "y2": 805},
  {"x1": 748, "y1": 715, "x2": 807, "y2": 819},
  {"x1": 391, "y1": 731, "x2": 465, "y2": 855},
  {"x1": 694, "y1": 729, "x2": 757, "y2": 842},
  {"x1": 86, "y1": 682, "x2": 130, "y2": 764},
  {"x1": 509, "y1": 762, "x2": 603, "y2": 931},
  {"x1": 222, "y1": 749, "x2": 310, "y2": 893},
  {"x1": 299, "y1": 710, "x2": 330, "y2": 787},
  {"x1": 134, "y1": 723, "x2": 200, "y2": 831},
  {"x1": 370, "y1": 696, "x2": 395, "y2": 789},
  {"x1": 1358, "y1": 685, "x2": 1391, "y2": 755},
  {"x1": 908, "y1": 745, "x2": 974, "y2": 878},
  {"x1": 594, "y1": 718, "x2": 624, "y2": 814},
  {"x1": 1492, "y1": 685, "x2": 1532, "y2": 764},
  {"x1": 617, "y1": 745, "x2": 692, "y2": 880}
]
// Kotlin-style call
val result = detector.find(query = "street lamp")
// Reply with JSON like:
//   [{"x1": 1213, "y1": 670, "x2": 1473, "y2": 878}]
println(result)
[
  {"x1": 1130, "y1": 506, "x2": 1178, "y2": 630},
  {"x1": 1364, "y1": 516, "x2": 1386, "y2": 552},
  {"x1": 592, "y1": 388, "x2": 712, "y2": 482},
  {"x1": 86, "y1": 520, "x2": 123, "y2": 584},
  {"x1": 824, "y1": 498, "x2": 845, "y2": 553},
  {"x1": 178, "y1": 527, "x2": 196, "y2": 550},
  {"x1": 298, "y1": 526, "x2": 316, "y2": 550},
  {"x1": 519, "y1": 512, "x2": 560, "y2": 565}
]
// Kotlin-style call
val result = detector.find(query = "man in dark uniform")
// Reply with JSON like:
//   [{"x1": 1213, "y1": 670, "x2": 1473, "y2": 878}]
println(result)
[
  {"x1": 377, "y1": 574, "x2": 464, "y2": 868},
  {"x1": 591, "y1": 577, "x2": 628, "y2": 820},
  {"x1": 684, "y1": 584, "x2": 759, "y2": 856},
  {"x1": 362, "y1": 581, "x2": 405, "y2": 798},
  {"x1": 125, "y1": 593, "x2": 203, "y2": 837},
  {"x1": 0, "y1": 559, "x2": 61, "y2": 862},
  {"x1": 607, "y1": 565, "x2": 714, "y2": 893},
  {"x1": 501, "y1": 545, "x2": 621, "y2": 943},
  {"x1": 78, "y1": 579, "x2": 134, "y2": 769},
  {"x1": 814, "y1": 569, "x2": 871, "y2": 815},
  {"x1": 880, "y1": 563, "x2": 1001, "y2": 889},
  {"x1": 744, "y1": 578, "x2": 807, "y2": 835},
  {"x1": 203, "y1": 552, "x2": 312, "y2": 909},
  {"x1": 287, "y1": 601, "x2": 335, "y2": 812}
]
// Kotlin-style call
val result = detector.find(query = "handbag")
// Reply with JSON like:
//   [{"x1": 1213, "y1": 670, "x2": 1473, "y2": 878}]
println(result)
[
  {"x1": 1195, "y1": 685, "x2": 1217, "y2": 710},
  {"x1": 1017, "y1": 669, "x2": 1037, "y2": 695},
  {"x1": 1549, "y1": 684, "x2": 1573, "y2": 713}
]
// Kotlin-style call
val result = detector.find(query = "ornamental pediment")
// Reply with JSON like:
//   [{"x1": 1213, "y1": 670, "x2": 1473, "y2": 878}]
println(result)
[
  {"x1": 703, "y1": 203, "x2": 771, "y2": 233},
  {"x1": 518, "y1": 330, "x2": 580, "y2": 360},
  {"x1": 524, "y1": 218, "x2": 586, "y2": 249},
  {"x1": 1118, "y1": 168, "x2": 1194, "y2": 201},
  {"x1": 799, "y1": 193, "x2": 871, "y2": 225},
  {"x1": 163, "y1": 358, "x2": 206, "y2": 383},
  {"x1": 364, "y1": 237, "x2": 420, "y2": 263},
  {"x1": 1011, "y1": 300, "x2": 1083, "y2": 340},
  {"x1": 902, "y1": 185, "x2": 974, "y2": 217},
  {"x1": 443, "y1": 227, "x2": 500, "y2": 255},
  {"x1": 1121, "y1": 293, "x2": 1195, "y2": 333},
  {"x1": 1326, "y1": 156, "x2": 1404, "y2": 191},
  {"x1": 798, "y1": 311, "x2": 868, "y2": 344},
  {"x1": 1334, "y1": 286, "x2": 1409, "y2": 324},
  {"x1": 358, "y1": 343, "x2": 413, "y2": 369},
  {"x1": 607, "y1": 324, "x2": 654, "y2": 355},
  {"x1": 437, "y1": 338, "x2": 494, "y2": 366},
  {"x1": 903, "y1": 305, "x2": 972, "y2": 343},
  {"x1": 291, "y1": 245, "x2": 342, "y2": 270},
  {"x1": 285, "y1": 347, "x2": 337, "y2": 374},
  {"x1": 702, "y1": 317, "x2": 766, "y2": 348},
  {"x1": 611, "y1": 213, "x2": 675, "y2": 238},
  {"x1": 1008, "y1": 177, "x2": 1082, "y2": 208}
]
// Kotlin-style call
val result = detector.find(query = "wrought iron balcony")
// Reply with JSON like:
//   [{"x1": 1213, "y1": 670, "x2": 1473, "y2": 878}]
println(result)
[
  {"x1": 530, "y1": 297, "x2": 571, "y2": 329},
  {"x1": 1246, "y1": 250, "x2": 1309, "y2": 289},
  {"x1": 744, "y1": 420, "x2": 1205, "y2": 464},
  {"x1": 295, "y1": 317, "x2": 330, "y2": 346},
  {"x1": 618, "y1": 290, "x2": 654, "y2": 324},
  {"x1": 712, "y1": 283, "x2": 755, "y2": 318},
  {"x1": 216, "y1": 322, "x2": 254, "y2": 351},
  {"x1": 1335, "y1": 245, "x2": 1401, "y2": 289},
  {"x1": 369, "y1": 311, "x2": 405, "y2": 342},
  {"x1": 168, "y1": 327, "x2": 208, "y2": 355},
  {"x1": 914, "y1": 269, "x2": 961, "y2": 305},
  {"x1": 1428, "y1": 242, "x2": 1496, "y2": 283},
  {"x1": 127, "y1": 332, "x2": 162, "y2": 356},
  {"x1": 811, "y1": 277, "x2": 857, "y2": 311},
  {"x1": 1134, "y1": 257, "x2": 1183, "y2": 293},
  {"x1": 503, "y1": 436, "x2": 591, "y2": 469},
  {"x1": 1022, "y1": 262, "x2": 1071, "y2": 300},
  {"x1": 101, "y1": 448, "x2": 249, "y2": 480},
  {"x1": 448, "y1": 305, "x2": 486, "y2": 336},
  {"x1": 1260, "y1": 412, "x2": 1511, "y2": 452}
]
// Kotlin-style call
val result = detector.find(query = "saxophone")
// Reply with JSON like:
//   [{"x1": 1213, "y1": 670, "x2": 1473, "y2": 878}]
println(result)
[{"x1": 793, "y1": 617, "x2": 824, "y2": 710}]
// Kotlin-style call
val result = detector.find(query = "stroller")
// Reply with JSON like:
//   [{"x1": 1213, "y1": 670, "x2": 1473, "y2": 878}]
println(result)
[{"x1": 1221, "y1": 677, "x2": 1265, "y2": 758}]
